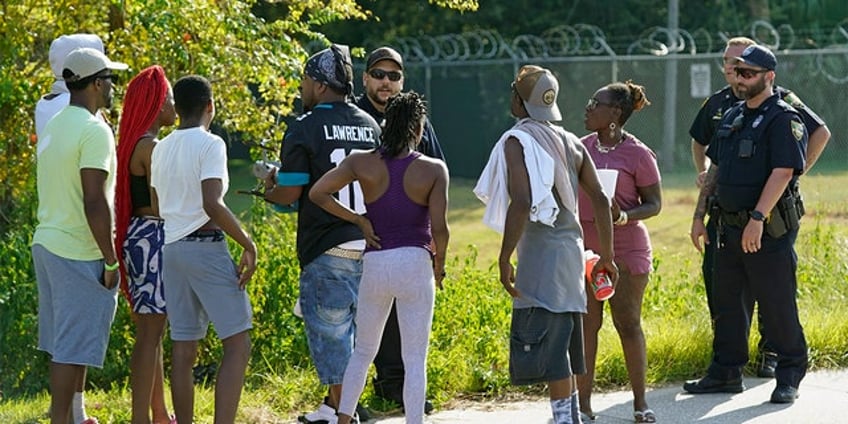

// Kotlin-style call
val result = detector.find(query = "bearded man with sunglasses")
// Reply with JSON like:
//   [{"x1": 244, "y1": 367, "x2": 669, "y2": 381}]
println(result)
[
  {"x1": 353, "y1": 46, "x2": 445, "y2": 415},
  {"x1": 687, "y1": 37, "x2": 829, "y2": 380},
  {"x1": 686, "y1": 45, "x2": 808, "y2": 405}
]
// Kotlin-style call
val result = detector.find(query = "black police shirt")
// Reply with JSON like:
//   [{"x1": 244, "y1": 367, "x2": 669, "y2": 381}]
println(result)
[
  {"x1": 278, "y1": 101, "x2": 381, "y2": 266},
  {"x1": 689, "y1": 85, "x2": 825, "y2": 147},
  {"x1": 706, "y1": 93, "x2": 807, "y2": 212},
  {"x1": 355, "y1": 95, "x2": 446, "y2": 161}
]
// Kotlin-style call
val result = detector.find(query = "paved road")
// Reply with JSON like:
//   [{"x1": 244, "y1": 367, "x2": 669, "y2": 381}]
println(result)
[{"x1": 363, "y1": 369, "x2": 848, "y2": 423}]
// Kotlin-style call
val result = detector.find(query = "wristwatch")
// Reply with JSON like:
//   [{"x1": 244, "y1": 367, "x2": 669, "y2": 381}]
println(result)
[{"x1": 749, "y1": 210, "x2": 766, "y2": 222}]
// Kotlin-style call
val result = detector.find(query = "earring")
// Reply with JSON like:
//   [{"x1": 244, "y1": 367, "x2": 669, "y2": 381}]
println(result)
[{"x1": 609, "y1": 122, "x2": 616, "y2": 139}]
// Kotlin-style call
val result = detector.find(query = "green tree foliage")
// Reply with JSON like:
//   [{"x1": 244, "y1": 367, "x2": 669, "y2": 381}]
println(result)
[{"x1": 0, "y1": 0, "x2": 477, "y2": 396}]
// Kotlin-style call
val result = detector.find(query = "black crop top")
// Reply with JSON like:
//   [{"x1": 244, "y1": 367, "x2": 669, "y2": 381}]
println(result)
[{"x1": 130, "y1": 174, "x2": 152, "y2": 209}]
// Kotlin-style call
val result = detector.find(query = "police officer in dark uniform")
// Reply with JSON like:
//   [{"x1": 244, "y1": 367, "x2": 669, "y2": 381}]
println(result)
[
  {"x1": 688, "y1": 37, "x2": 829, "y2": 378},
  {"x1": 684, "y1": 45, "x2": 808, "y2": 404}
]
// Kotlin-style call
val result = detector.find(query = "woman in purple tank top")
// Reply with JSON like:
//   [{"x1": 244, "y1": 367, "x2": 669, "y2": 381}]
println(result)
[{"x1": 310, "y1": 92, "x2": 449, "y2": 424}]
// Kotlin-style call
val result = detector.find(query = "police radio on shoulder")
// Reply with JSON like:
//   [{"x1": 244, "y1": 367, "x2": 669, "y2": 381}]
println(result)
[{"x1": 749, "y1": 210, "x2": 766, "y2": 222}]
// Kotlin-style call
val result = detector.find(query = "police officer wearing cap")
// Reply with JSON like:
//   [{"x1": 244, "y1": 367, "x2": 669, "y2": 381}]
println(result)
[
  {"x1": 685, "y1": 45, "x2": 808, "y2": 404},
  {"x1": 688, "y1": 37, "x2": 830, "y2": 379}
]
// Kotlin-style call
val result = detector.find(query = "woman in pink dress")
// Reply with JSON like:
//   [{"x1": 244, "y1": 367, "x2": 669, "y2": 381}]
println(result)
[{"x1": 576, "y1": 81, "x2": 662, "y2": 424}]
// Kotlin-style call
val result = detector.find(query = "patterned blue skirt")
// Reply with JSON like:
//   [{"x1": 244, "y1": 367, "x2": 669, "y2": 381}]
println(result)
[{"x1": 123, "y1": 216, "x2": 167, "y2": 314}]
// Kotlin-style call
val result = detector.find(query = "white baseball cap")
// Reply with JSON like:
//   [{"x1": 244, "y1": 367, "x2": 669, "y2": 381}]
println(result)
[
  {"x1": 62, "y1": 47, "x2": 128, "y2": 82},
  {"x1": 49, "y1": 34, "x2": 104, "y2": 79}
]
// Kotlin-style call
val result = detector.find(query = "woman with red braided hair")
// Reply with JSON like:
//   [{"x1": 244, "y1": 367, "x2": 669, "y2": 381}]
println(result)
[{"x1": 115, "y1": 65, "x2": 177, "y2": 424}]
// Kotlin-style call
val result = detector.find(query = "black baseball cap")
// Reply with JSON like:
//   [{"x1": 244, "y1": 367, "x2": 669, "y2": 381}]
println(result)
[
  {"x1": 735, "y1": 45, "x2": 777, "y2": 70},
  {"x1": 366, "y1": 47, "x2": 403, "y2": 70}
]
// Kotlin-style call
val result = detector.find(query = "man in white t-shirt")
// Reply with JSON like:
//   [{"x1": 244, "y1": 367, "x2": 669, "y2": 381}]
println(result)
[
  {"x1": 35, "y1": 34, "x2": 104, "y2": 141},
  {"x1": 150, "y1": 75, "x2": 256, "y2": 424}
]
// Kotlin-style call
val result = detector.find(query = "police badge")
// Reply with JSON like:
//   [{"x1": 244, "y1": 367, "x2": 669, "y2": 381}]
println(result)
[{"x1": 790, "y1": 120, "x2": 804, "y2": 142}]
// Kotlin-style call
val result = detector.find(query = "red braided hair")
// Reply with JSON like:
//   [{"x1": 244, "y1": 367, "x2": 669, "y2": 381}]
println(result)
[{"x1": 115, "y1": 65, "x2": 169, "y2": 305}]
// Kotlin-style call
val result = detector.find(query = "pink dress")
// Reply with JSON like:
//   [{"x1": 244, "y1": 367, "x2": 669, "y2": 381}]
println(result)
[{"x1": 578, "y1": 132, "x2": 661, "y2": 275}]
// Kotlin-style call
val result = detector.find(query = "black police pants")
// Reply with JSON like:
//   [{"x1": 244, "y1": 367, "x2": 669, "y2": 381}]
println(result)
[
  {"x1": 707, "y1": 226, "x2": 807, "y2": 388},
  {"x1": 372, "y1": 301, "x2": 405, "y2": 401},
  {"x1": 703, "y1": 217, "x2": 774, "y2": 353}
]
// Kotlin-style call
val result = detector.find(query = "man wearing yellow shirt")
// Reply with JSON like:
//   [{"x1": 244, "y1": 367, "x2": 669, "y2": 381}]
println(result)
[{"x1": 32, "y1": 47, "x2": 127, "y2": 424}]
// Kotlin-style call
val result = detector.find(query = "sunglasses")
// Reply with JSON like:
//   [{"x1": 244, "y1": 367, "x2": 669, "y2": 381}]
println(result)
[
  {"x1": 733, "y1": 66, "x2": 769, "y2": 79},
  {"x1": 368, "y1": 69, "x2": 402, "y2": 82},
  {"x1": 586, "y1": 98, "x2": 616, "y2": 111}
]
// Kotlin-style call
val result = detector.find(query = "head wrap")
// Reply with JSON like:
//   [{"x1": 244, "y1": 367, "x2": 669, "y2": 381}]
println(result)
[
  {"x1": 304, "y1": 44, "x2": 353, "y2": 95},
  {"x1": 114, "y1": 65, "x2": 170, "y2": 304}
]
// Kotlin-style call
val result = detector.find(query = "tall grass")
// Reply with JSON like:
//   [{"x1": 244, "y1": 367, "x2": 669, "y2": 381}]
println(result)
[{"x1": 2, "y1": 166, "x2": 847, "y2": 423}]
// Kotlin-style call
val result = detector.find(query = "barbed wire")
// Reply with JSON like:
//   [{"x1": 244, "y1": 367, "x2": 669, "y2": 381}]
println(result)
[
  {"x1": 383, "y1": 20, "x2": 848, "y2": 61},
  {"x1": 377, "y1": 20, "x2": 848, "y2": 84}
]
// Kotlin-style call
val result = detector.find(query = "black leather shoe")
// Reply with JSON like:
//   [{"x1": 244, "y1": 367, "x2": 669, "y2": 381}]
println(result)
[
  {"x1": 770, "y1": 384, "x2": 799, "y2": 403},
  {"x1": 683, "y1": 375, "x2": 745, "y2": 394},
  {"x1": 757, "y1": 352, "x2": 778, "y2": 378}
]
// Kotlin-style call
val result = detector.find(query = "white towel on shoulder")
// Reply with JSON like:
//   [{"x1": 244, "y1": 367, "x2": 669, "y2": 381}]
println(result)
[{"x1": 473, "y1": 128, "x2": 559, "y2": 233}]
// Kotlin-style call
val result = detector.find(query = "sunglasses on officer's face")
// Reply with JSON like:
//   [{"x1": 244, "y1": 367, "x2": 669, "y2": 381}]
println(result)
[
  {"x1": 734, "y1": 66, "x2": 770, "y2": 79},
  {"x1": 368, "y1": 69, "x2": 403, "y2": 82}
]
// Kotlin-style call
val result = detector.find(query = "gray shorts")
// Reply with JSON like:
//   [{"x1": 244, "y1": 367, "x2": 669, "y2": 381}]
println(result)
[
  {"x1": 162, "y1": 234, "x2": 252, "y2": 341},
  {"x1": 32, "y1": 244, "x2": 119, "y2": 367},
  {"x1": 509, "y1": 307, "x2": 585, "y2": 385}
]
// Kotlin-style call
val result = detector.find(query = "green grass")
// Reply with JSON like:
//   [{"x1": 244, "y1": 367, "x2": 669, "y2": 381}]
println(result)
[{"x1": 3, "y1": 165, "x2": 848, "y2": 423}]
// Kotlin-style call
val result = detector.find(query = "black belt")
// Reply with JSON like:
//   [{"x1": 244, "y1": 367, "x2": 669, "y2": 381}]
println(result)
[
  {"x1": 719, "y1": 210, "x2": 749, "y2": 228},
  {"x1": 183, "y1": 229, "x2": 225, "y2": 242}
]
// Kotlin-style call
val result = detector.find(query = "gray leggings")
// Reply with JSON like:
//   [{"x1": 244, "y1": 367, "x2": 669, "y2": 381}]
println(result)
[{"x1": 338, "y1": 247, "x2": 435, "y2": 424}]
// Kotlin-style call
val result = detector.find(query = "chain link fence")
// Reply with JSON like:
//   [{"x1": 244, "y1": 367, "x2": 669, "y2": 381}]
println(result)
[{"x1": 376, "y1": 22, "x2": 848, "y2": 178}]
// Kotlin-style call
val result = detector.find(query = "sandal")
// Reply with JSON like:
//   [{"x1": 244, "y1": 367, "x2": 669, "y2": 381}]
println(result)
[
  {"x1": 580, "y1": 411, "x2": 596, "y2": 422},
  {"x1": 634, "y1": 408, "x2": 656, "y2": 423}
]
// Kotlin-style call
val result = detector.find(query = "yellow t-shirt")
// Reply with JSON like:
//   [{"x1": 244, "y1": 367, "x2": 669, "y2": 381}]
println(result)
[{"x1": 33, "y1": 105, "x2": 116, "y2": 260}]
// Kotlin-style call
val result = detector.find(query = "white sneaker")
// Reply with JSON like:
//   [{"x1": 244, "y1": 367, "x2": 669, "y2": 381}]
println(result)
[
  {"x1": 293, "y1": 298, "x2": 304, "y2": 318},
  {"x1": 297, "y1": 402, "x2": 337, "y2": 424}
]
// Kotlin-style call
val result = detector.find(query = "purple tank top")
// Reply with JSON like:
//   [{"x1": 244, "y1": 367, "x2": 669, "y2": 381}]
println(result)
[{"x1": 364, "y1": 151, "x2": 432, "y2": 254}]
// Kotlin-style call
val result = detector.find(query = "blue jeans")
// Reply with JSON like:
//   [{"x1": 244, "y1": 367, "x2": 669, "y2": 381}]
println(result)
[{"x1": 300, "y1": 253, "x2": 362, "y2": 384}]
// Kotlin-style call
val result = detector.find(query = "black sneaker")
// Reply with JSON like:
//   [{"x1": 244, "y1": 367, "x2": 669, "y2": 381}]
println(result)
[
  {"x1": 683, "y1": 375, "x2": 745, "y2": 394},
  {"x1": 355, "y1": 403, "x2": 371, "y2": 422},
  {"x1": 770, "y1": 384, "x2": 799, "y2": 403},
  {"x1": 757, "y1": 351, "x2": 778, "y2": 378}
]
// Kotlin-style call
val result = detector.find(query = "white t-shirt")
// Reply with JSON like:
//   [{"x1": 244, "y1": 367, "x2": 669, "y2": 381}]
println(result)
[{"x1": 151, "y1": 126, "x2": 229, "y2": 244}]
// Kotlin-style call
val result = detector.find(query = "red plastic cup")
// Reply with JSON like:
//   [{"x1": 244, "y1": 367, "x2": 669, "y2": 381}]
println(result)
[
  {"x1": 591, "y1": 271, "x2": 615, "y2": 301},
  {"x1": 585, "y1": 252, "x2": 615, "y2": 301}
]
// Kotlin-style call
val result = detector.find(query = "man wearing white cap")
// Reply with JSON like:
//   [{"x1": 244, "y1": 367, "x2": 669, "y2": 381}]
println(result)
[
  {"x1": 35, "y1": 34, "x2": 104, "y2": 140},
  {"x1": 474, "y1": 65, "x2": 617, "y2": 424},
  {"x1": 32, "y1": 47, "x2": 127, "y2": 424}
]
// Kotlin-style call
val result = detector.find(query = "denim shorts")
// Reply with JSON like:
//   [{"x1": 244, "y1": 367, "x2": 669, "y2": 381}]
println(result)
[
  {"x1": 509, "y1": 307, "x2": 585, "y2": 385},
  {"x1": 299, "y1": 252, "x2": 362, "y2": 385}
]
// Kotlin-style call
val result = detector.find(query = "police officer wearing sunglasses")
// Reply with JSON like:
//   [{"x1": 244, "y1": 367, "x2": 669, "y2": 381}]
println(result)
[
  {"x1": 686, "y1": 45, "x2": 809, "y2": 405},
  {"x1": 687, "y1": 37, "x2": 829, "y2": 381}
]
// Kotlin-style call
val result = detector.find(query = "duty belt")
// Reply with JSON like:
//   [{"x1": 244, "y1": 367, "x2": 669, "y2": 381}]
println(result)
[
  {"x1": 324, "y1": 246, "x2": 363, "y2": 260},
  {"x1": 719, "y1": 210, "x2": 750, "y2": 228}
]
